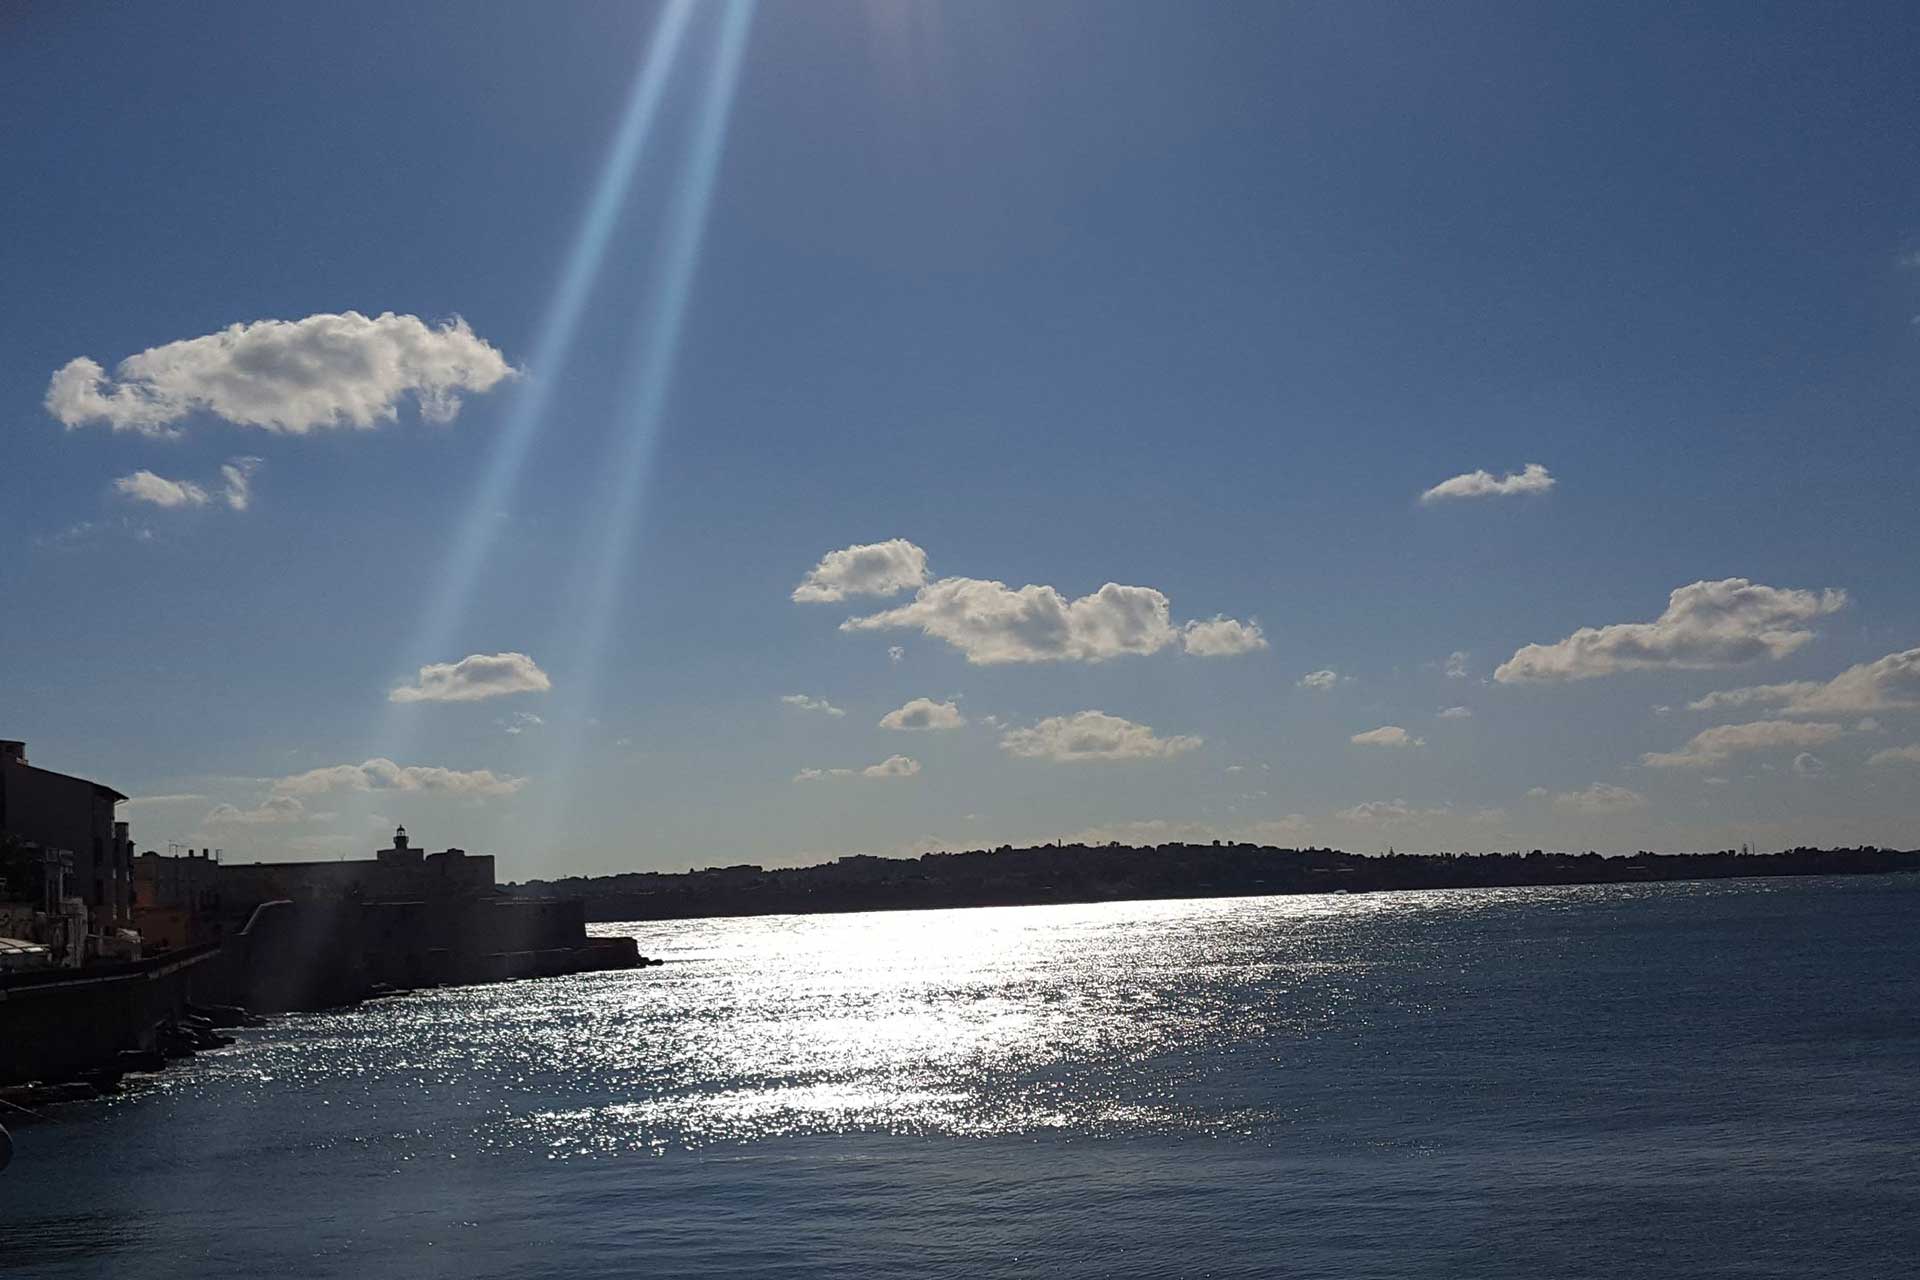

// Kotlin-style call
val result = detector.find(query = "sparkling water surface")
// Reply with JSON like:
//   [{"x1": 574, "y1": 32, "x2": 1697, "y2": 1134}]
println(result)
[{"x1": 4, "y1": 876, "x2": 1917, "y2": 1277}]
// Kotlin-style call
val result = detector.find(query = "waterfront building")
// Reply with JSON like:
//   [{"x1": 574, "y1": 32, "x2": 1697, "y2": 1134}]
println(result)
[
  {"x1": 0, "y1": 739, "x2": 135, "y2": 963},
  {"x1": 134, "y1": 826, "x2": 634, "y2": 1000}
]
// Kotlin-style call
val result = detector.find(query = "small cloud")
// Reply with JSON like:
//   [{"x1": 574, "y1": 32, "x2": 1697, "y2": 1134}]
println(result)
[
  {"x1": 878, "y1": 697, "x2": 965, "y2": 731},
  {"x1": 115, "y1": 457, "x2": 264, "y2": 512},
  {"x1": 1496, "y1": 579, "x2": 1847, "y2": 683},
  {"x1": 1420, "y1": 463, "x2": 1554, "y2": 504},
  {"x1": 1857, "y1": 717, "x2": 1881, "y2": 732},
  {"x1": 1297, "y1": 669, "x2": 1346, "y2": 690},
  {"x1": 273, "y1": 759, "x2": 524, "y2": 797},
  {"x1": 390, "y1": 652, "x2": 551, "y2": 703},
  {"x1": 845, "y1": 577, "x2": 1182, "y2": 665},
  {"x1": 1551, "y1": 783, "x2": 1647, "y2": 815},
  {"x1": 794, "y1": 754, "x2": 922, "y2": 782},
  {"x1": 1444, "y1": 651, "x2": 1470, "y2": 680},
  {"x1": 792, "y1": 539, "x2": 929, "y2": 603},
  {"x1": 115, "y1": 470, "x2": 208, "y2": 508},
  {"x1": 498, "y1": 711, "x2": 544, "y2": 735},
  {"x1": 1180, "y1": 616, "x2": 1268, "y2": 657},
  {"x1": 1791, "y1": 752, "x2": 1827, "y2": 777},
  {"x1": 1335, "y1": 799, "x2": 1503, "y2": 827},
  {"x1": 203, "y1": 795, "x2": 307, "y2": 826},
  {"x1": 1641, "y1": 719, "x2": 1848, "y2": 769},
  {"x1": 219, "y1": 456, "x2": 262, "y2": 510},
  {"x1": 1437, "y1": 706, "x2": 1472, "y2": 719},
  {"x1": 887, "y1": 645, "x2": 905, "y2": 664},
  {"x1": 782, "y1": 693, "x2": 847, "y2": 718},
  {"x1": 1867, "y1": 744, "x2": 1920, "y2": 767},
  {"x1": 1000, "y1": 710, "x2": 1201, "y2": 762},
  {"x1": 1686, "y1": 646, "x2": 1920, "y2": 717},
  {"x1": 1526, "y1": 786, "x2": 1550, "y2": 798},
  {"x1": 1351, "y1": 725, "x2": 1423, "y2": 748}
]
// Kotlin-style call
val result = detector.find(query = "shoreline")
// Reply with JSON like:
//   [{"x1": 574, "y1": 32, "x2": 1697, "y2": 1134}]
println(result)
[{"x1": 518, "y1": 844, "x2": 1920, "y2": 923}]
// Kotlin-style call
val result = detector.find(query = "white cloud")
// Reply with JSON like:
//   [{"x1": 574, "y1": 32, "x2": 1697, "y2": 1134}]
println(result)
[
  {"x1": 1437, "y1": 706, "x2": 1472, "y2": 719},
  {"x1": 48, "y1": 312, "x2": 513, "y2": 436},
  {"x1": 999, "y1": 710, "x2": 1202, "y2": 762},
  {"x1": 1297, "y1": 669, "x2": 1346, "y2": 690},
  {"x1": 273, "y1": 758, "x2": 525, "y2": 797},
  {"x1": 1868, "y1": 744, "x2": 1920, "y2": 767},
  {"x1": 1686, "y1": 646, "x2": 1920, "y2": 717},
  {"x1": 114, "y1": 470, "x2": 208, "y2": 508},
  {"x1": 846, "y1": 578, "x2": 1179, "y2": 665},
  {"x1": 878, "y1": 698, "x2": 966, "y2": 731},
  {"x1": 821, "y1": 548, "x2": 1258, "y2": 665},
  {"x1": 792, "y1": 539, "x2": 929, "y2": 603},
  {"x1": 794, "y1": 754, "x2": 922, "y2": 782},
  {"x1": 1640, "y1": 719, "x2": 1847, "y2": 769},
  {"x1": 389, "y1": 652, "x2": 551, "y2": 703},
  {"x1": 1444, "y1": 650, "x2": 1470, "y2": 679},
  {"x1": 1420, "y1": 463, "x2": 1555, "y2": 504},
  {"x1": 498, "y1": 711, "x2": 544, "y2": 735},
  {"x1": 1791, "y1": 753, "x2": 1827, "y2": 777},
  {"x1": 114, "y1": 457, "x2": 264, "y2": 512},
  {"x1": 1351, "y1": 725, "x2": 1423, "y2": 748},
  {"x1": 1495, "y1": 579, "x2": 1847, "y2": 683},
  {"x1": 782, "y1": 693, "x2": 847, "y2": 718},
  {"x1": 203, "y1": 795, "x2": 307, "y2": 826},
  {"x1": 1551, "y1": 783, "x2": 1647, "y2": 815},
  {"x1": 1180, "y1": 616, "x2": 1268, "y2": 657},
  {"x1": 1334, "y1": 799, "x2": 1504, "y2": 827},
  {"x1": 219, "y1": 457, "x2": 261, "y2": 510}
]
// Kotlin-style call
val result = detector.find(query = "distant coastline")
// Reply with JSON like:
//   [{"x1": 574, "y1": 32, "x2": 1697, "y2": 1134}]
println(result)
[{"x1": 508, "y1": 843, "x2": 1918, "y2": 923}]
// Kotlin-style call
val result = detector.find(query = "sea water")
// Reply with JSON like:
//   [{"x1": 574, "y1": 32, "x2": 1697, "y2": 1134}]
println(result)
[{"x1": 3, "y1": 875, "x2": 1916, "y2": 1278}]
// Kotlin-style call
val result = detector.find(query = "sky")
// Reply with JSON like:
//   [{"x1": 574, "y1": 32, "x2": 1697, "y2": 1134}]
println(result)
[{"x1": 3, "y1": 0, "x2": 1918, "y2": 877}]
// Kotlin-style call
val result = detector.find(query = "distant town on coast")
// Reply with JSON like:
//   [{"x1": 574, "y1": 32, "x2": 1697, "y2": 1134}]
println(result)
[{"x1": 506, "y1": 841, "x2": 1920, "y2": 922}]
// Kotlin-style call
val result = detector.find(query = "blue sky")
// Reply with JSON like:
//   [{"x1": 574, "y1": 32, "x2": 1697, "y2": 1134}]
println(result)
[{"x1": 4, "y1": 1, "x2": 1917, "y2": 875}]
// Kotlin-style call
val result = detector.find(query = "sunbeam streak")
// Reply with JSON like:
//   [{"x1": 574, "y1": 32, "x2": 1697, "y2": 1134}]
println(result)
[
  {"x1": 535, "y1": 0, "x2": 757, "y2": 859},
  {"x1": 355, "y1": 2, "x2": 701, "y2": 840},
  {"x1": 401, "y1": 0, "x2": 696, "y2": 679}
]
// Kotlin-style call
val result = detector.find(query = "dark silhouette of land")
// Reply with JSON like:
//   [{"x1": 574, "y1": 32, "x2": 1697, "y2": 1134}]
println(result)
[{"x1": 508, "y1": 842, "x2": 1917, "y2": 922}]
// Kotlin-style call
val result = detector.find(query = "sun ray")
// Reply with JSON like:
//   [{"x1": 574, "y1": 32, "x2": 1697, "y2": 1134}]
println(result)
[{"x1": 529, "y1": 0, "x2": 757, "y2": 863}]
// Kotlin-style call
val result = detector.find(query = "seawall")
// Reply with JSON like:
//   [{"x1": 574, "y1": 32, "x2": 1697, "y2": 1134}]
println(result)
[{"x1": 0, "y1": 943, "x2": 229, "y2": 1085}]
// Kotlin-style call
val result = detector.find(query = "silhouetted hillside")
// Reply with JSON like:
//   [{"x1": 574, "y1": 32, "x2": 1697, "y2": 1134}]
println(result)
[{"x1": 506, "y1": 843, "x2": 1917, "y2": 922}]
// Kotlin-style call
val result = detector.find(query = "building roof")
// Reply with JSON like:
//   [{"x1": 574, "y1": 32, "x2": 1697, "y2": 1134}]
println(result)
[{"x1": 1, "y1": 756, "x2": 129, "y2": 803}]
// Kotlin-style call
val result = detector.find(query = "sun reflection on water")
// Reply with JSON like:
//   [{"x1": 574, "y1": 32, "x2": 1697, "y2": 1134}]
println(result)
[{"x1": 141, "y1": 888, "x2": 1625, "y2": 1157}]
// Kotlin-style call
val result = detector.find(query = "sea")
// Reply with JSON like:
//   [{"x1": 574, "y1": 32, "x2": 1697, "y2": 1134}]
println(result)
[{"x1": 3, "y1": 875, "x2": 1917, "y2": 1278}]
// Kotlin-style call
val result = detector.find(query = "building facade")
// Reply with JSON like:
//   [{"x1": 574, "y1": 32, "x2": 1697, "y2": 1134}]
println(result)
[{"x1": 0, "y1": 739, "x2": 133, "y2": 940}]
